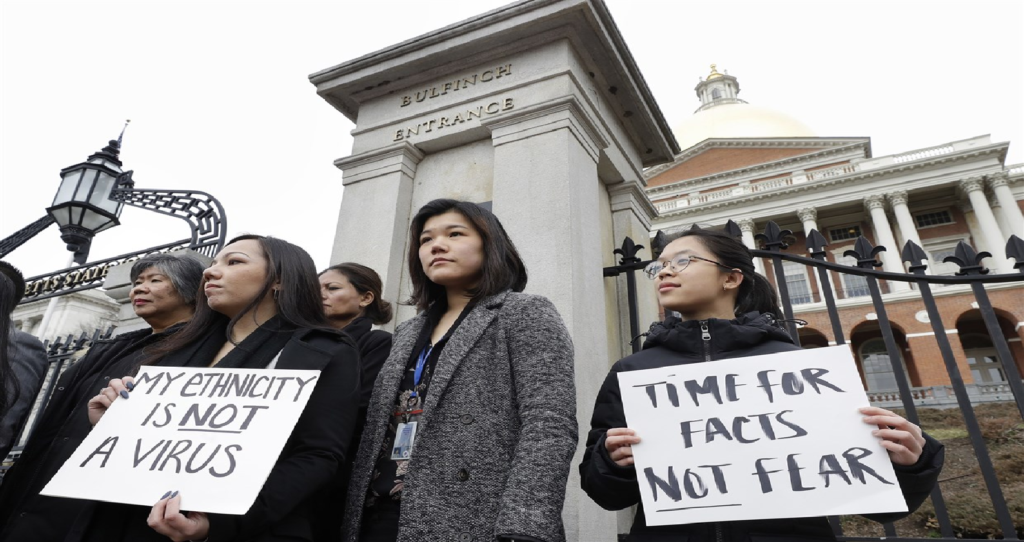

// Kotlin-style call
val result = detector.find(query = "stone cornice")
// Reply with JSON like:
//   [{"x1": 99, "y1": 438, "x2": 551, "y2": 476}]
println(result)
[
  {"x1": 655, "y1": 144, "x2": 1007, "y2": 219},
  {"x1": 608, "y1": 180, "x2": 658, "y2": 230},
  {"x1": 645, "y1": 137, "x2": 869, "y2": 179},
  {"x1": 334, "y1": 141, "x2": 425, "y2": 185},
  {"x1": 645, "y1": 140, "x2": 869, "y2": 195},
  {"x1": 483, "y1": 94, "x2": 608, "y2": 162}
]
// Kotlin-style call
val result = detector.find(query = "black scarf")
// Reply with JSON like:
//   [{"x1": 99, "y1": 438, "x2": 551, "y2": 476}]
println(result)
[{"x1": 157, "y1": 315, "x2": 295, "y2": 370}]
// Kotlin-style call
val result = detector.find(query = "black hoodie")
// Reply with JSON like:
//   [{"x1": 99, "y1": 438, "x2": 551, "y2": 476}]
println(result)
[{"x1": 579, "y1": 312, "x2": 944, "y2": 542}]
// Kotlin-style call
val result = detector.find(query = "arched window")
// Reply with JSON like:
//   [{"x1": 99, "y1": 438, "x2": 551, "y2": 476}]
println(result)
[
  {"x1": 858, "y1": 338, "x2": 907, "y2": 391},
  {"x1": 711, "y1": 88, "x2": 722, "y2": 100},
  {"x1": 961, "y1": 333, "x2": 1006, "y2": 384}
]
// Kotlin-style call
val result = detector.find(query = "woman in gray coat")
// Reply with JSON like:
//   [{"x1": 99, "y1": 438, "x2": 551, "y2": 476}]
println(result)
[{"x1": 344, "y1": 199, "x2": 578, "y2": 542}]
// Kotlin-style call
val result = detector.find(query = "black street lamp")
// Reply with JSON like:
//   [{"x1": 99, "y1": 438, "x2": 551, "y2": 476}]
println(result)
[
  {"x1": 0, "y1": 124, "x2": 227, "y2": 305},
  {"x1": 47, "y1": 137, "x2": 127, "y2": 264}
]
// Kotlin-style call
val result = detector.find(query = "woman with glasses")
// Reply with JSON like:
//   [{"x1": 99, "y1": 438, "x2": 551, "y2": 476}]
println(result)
[{"x1": 579, "y1": 227, "x2": 944, "y2": 541}]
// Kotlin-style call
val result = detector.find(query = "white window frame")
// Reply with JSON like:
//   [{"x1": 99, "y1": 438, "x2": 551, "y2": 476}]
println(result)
[
  {"x1": 922, "y1": 234, "x2": 969, "y2": 277},
  {"x1": 827, "y1": 223, "x2": 863, "y2": 243},
  {"x1": 781, "y1": 260, "x2": 814, "y2": 305},
  {"x1": 913, "y1": 208, "x2": 956, "y2": 229},
  {"x1": 830, "y1": 248, "x2": 870, "y2": 299}
]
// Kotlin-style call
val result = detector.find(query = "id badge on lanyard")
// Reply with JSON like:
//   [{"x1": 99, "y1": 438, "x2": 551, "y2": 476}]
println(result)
[{"x1": 391, "y1": 343, "x2": 432, "y2": 460}]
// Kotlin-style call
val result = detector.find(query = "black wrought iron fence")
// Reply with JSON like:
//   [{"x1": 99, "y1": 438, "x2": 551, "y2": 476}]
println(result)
[
  {"x1": 604, "y1": 221, "x2": 1024, "y2": 541},
  {"x1": 0, "y1": 326, "x2": 114, "y2": 480}
]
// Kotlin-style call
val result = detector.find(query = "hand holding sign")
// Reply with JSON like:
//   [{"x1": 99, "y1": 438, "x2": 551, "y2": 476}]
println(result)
[
  {"x1": 88, "y1": 376, "x2": 136, "y2": 426},
  {"x1": 605, "y1": 428, "x2": 641, "y2": 467},
  {"x1": 148, "y1": 492, "x2": 209, "y2": 542},
  {"x1": 861, "y1": 406, "x2": 926, "y2": 466}
]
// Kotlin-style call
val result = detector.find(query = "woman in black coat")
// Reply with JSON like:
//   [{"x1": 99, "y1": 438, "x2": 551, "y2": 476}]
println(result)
[
  {"x1": 319, "y1": 262, "x2": 393, "y2": 407},
  {"x1": 0, "y1": 253, "x2": 205, "y2": 542},
  {"x1": 579, "y1": 228, "x2": 944, "y2": 542},
  {"x1": 79, "y1": 235, "x2": 362, "y2": 542}
]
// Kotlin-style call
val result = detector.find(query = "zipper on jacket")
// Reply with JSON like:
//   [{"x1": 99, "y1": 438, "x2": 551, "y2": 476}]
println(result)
[
  {"x1": 715, "y1": 522, "x2": 724, "y2": 542},
  {"x1": 700, "y1": 320, "x2": 712, "y2": 362}
]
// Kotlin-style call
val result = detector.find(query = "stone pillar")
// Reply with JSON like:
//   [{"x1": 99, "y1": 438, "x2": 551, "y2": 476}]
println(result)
[
  {"x1": 989, "y1": 172, "x2": 1023, "y2": 237},
  {"x1": 960, "y1": 177, "x2": 1012, "y2": 273},
  {"x1": 863, "y1": 195, "x2": 910, "y2": 291},
  {"x1": 331, "y1": 143, "x2": 423, "y2": 332},
  {"x1": 990, "y1": 194, "x2": 1013, "y2": 244},
  {"x1": 736, "y1": 218, "x2": 765, "y2": 276},
  {"x1": 886, "y1": 190, "x2": 931, "y2": 272},
  {"x1": 796, "y1": 207, "x2": 831, "y2": 302},
  {"x1": 608, "y1": 181, "x2": 660, "y2": 357},
  {"x1": 486, "y1": 100, "x2": 617, "y2": 541}
]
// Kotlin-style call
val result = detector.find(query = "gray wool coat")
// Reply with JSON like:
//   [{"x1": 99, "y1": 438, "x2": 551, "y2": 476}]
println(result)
[{"x1": 342, "y1": 290, "x2": 577, "y2": 542}]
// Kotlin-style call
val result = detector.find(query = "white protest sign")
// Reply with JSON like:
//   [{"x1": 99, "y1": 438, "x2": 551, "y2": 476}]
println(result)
[
  {"x1": 42, "y1": 366, "x2": 320, "y2": 514},
  {"x1": 618, "y1": 345, "x2": 907, "y2": 526}
]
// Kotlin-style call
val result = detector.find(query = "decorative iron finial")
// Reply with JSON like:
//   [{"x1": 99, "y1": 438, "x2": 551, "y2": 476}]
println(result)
[
  {"x1": 724, "y1": 220, "x2": 743, "y2": 239},
  {"x1": 945, "y1": 241, "x2": 990, "y2": 276},
  {"x1": 652, "y1": 230, "x2": 669, "y2": 257},
  {"x1": 117, "y1": 119, "x2": 131, "y2": 148},
  {"x1": 614, "y1": 237, "x2": 644, "y2": 266},
  {"x1": 755, "y1": 221, "x2": 792, "y2": 252},
  {"x1": 900, "y1": 240, "x2": 931, "y2": 274},
  {"x1": 1006, "y1": 235, "x2": 1024, "y2": 273},
  {"x1": 843, "y1": 236, "x2": 885, "y2": 269},
  {"x1": 805, "y1": 229, "x2": 829, "y2": 258}
]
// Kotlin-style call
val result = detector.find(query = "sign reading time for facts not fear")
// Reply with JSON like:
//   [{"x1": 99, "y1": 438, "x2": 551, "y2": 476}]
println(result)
[
  {"x1": 618, "y1": 346, "x2": 907, "y2": 526},
  {"x1": 42, "y1": 367, "x2": 320, "y2": 515}
]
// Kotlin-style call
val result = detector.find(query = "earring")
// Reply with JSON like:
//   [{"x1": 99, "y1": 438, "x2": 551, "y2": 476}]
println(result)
[{"x1": 273, "y1": 289, "x2": 279, "y2": 300}]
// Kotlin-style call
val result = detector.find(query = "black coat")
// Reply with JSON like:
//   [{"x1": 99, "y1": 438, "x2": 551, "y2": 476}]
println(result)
[
  {"x1": 579, "y1": 313, "x2": 945, "y2": 542},
  {"x1": 1, "y1": 330, "x2": 49, "y2": 460},
  {"x1": 0, "y1": 327, "x2": 165, "y2": 542},
  {"x1": 60, "y1": 324, "x2": 362, "y2": 542},
  {"x1": 340, "y1": 316, "x2": 392, "y2": 410}
]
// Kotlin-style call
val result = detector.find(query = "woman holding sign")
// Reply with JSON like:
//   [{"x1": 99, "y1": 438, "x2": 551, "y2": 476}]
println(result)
[
  {"x1": 77, "y1": 235, "x2": 361, "y2": 542},
  {"x1": 0, "y1": 253, "x2": 205, "y2": 542},
  {"x1": 343, "y1": 199, "x2": 578, "y2": 542},
  {"x1": 579, "y1": 228, "x2": 944, "y2": 541}
]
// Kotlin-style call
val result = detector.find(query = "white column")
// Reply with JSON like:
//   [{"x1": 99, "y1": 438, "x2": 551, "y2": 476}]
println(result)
[
  {"x1": 331, "y1": 142, "x2": 424, "y2": 332},
  {"x1": 989, "y1": 172, "x2": 1023, "y2": 237},
  {"x1": 796, "y1": 207, "x2": 831, "y2": 302},
  {"x1": 886, "y1": 190, "x2": 931, "y2": 272},
  {"x1": 990, "y1": 194, "x2": 1013, "y2": 244},
  {"x1": 485, "y1": 98, "x2": 616, "y2": 542},
  {"x1": 961, "y1": 177, "x2": 1012, "y2": 273},
  {"x1": 737, "y1": 218, "x2": 765, "y2": 276},
  {"x1": 864, "y1": 195, "x2": 911, "y2": 291}
]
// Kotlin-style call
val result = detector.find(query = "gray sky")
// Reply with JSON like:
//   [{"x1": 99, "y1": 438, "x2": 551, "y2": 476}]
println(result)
[{"x1": 2, "y1": 0, "x2": 1021, "y2": 279}]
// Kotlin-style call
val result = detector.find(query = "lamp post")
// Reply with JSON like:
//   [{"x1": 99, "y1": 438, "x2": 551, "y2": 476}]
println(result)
[
  {"x1": 46, "y1": 134, "x2": 128, "y2": 264},
  {"x1": 0, "y1": 124, "x2": 227, "y2": 314}
]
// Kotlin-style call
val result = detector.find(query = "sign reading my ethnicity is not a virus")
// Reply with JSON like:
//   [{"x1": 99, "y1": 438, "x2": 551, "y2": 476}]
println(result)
[
  {"x1": 617, "y1": 346, "x2": 908, "y2": 527},
  {"x1": 42, "y1": 367, "x2": 320, "y2": 515}
]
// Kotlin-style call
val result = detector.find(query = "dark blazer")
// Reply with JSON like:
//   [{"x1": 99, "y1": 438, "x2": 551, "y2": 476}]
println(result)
[
  {"x1": 1, "y1": 329, "x2": 49, "y2": 460},
  {"x1": 341, "y1": 316, "x2": 392, "y2": 409},
  {"x1": 343, "y1": 291, "x2": 578, "y2": 542},
  {"x1": 205, "y1": 327, "x2": 362, "y2": 542},
  {"x1": 56, "y1": 326, "x2": 361, "y2": 542},
  {"x1": 0, "y1": 327, "x2": 158, "y2": 542}
]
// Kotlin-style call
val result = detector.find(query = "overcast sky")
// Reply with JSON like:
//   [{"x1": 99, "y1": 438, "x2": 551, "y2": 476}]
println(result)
[{"x1": 2, "y1": 0, "x2": 1021, "y2": 279}]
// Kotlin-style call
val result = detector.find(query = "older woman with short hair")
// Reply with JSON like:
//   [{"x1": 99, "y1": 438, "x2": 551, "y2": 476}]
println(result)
[{"x1": 0, "y1": 253, "x2": 206, "y2": 542}]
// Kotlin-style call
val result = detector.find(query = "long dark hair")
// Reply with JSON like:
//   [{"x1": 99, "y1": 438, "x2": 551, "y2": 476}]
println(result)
[
  {"x1": 320, "y1": 263, "x2": 393, "y2": 325},
  {"x1": 141, "y1": 235, "x2": 335, "y2": 365},
  {"x1": 670, "y1": 228, "x2": 784, "y2": 322},
  {"x1": 0, "y1": 261, "x2": 25, "y2": 411},
  {"x1": 407, "y1": 199, "x2": 527, "y2": 311}
]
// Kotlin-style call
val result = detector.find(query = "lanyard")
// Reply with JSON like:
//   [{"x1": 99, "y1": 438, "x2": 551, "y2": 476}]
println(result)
[{"x1": 409, "y1": 343, "x2": 434, "y2": 398}]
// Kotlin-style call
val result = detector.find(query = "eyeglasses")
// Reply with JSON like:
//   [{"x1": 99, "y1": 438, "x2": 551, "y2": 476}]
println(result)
[{"x1": 643, "y1": 254, "x2": 737, "y2": 279}]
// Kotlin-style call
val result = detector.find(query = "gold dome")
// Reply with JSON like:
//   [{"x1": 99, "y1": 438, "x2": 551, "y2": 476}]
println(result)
[
  {"x1": 706, "y1": 64, "x2": 723, "y2": 80},
  {"x1": 672, "y1": 103, "x2": 816, "y2": 151}
]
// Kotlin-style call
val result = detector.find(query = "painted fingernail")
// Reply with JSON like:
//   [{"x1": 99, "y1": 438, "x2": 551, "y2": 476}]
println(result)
[
  {"x1": 171, "y1": 490, "x2": 179, "y2": 498},
  {"x1": 126, "y1": 381, "x2": 135, "y2": 391},
  {"x1": 161, "y1": 491, "x2": 172, "y2": 500},
  {"x1": 119, "y1": 390, "x2": 130, "y2": 399}
]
